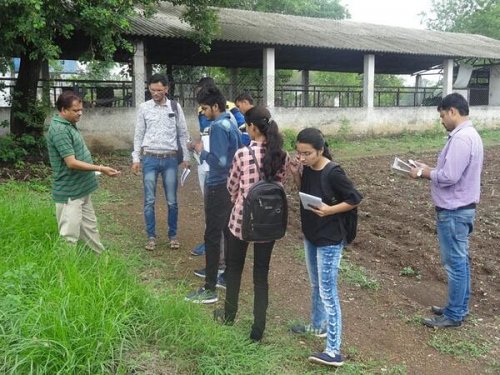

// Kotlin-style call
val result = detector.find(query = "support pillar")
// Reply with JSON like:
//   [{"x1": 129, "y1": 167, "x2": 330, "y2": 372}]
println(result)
[
  {"x1": 363, "y1": 54, "x2": 375, "y2": 108},
  {"x1": 489, "y1": 65, "x2": 500, "y2": 106},
  {"x1": 229, "y1": 68, "x2": 238, "y2": 102},
  {"x1": 263, "y1": 48, "x2": 275, "y2": 109},
  {"x1": 133, "y1": 40, "x2": 146, "y2": 107},
  {"x1": 442, "y1": 59, "x2": 454, "y2": 97},
  {"x1": 302, "y1": 70, "x2": 310, "y2": 107},
  {"x1": 415, "y1": 74, "x2": 423, "y2": 105}
]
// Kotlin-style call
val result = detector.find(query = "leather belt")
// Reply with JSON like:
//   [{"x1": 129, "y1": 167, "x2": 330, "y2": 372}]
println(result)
[
  {"x1": 435, "y1": 203, "x2": 476, "y2": 211},
  {"x1": 143, "y1": 150, "x2": 177, "y2": 158}
]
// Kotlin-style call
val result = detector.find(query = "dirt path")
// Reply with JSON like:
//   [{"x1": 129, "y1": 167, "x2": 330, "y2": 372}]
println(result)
[{"x1": 100, "y1": 147, "x2": 499, "y2": 374}]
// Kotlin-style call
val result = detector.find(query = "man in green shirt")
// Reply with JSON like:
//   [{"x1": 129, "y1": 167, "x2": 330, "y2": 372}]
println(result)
[{"x1": 46, "y1": 91, "x2": 121, "y2": 253}]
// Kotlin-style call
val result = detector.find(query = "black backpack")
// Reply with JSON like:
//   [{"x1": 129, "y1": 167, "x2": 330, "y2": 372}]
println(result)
[
  {"x1": 241, "y1": 147, "x2": 288, "y2": 242},
  {"x1": 320, "y1": 162, "x2": 358, "y2": 244},
  {"x1": 170, "y1": 99, "x2": 184, "y2": 164}
]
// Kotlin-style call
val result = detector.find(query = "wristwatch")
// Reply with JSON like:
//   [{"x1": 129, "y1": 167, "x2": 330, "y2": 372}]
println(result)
[{"x1": 417, "y1": 168, "x2": 423, "y2": 178}]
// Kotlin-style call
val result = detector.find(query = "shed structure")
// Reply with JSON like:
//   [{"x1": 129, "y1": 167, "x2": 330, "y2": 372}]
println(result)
[{"x1": 123, "y1": 2, "x2": 500, "y2": 108}]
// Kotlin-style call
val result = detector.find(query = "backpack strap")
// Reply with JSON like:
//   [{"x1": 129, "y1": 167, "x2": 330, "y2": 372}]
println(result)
[
  {"x1": 247, "y1": 146, "x2": 266, "y2": 181},
  {"x1": 320, "y1": 161, "x2": 349, "y2": 241},
  {"x1": 320, "y1": 161, "x2": 338, "y2": 204},
  {"x1": 170, "y1": 99, "x2": 179, "y2": 135}
]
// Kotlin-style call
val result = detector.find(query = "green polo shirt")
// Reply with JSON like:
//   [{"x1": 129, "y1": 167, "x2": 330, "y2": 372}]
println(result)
[{"x1": 46, "y1": 114, "x2": 98, "y2": 203}]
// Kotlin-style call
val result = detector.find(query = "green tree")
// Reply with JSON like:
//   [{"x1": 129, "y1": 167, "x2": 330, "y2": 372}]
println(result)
[
  {"x1": 0, "y1": 0, "x2": 220, "y2": 137},
  {"x1": 422, "y1": 0, "x2": 500, "y2": 39},
  {"x1": 222, "y1": 0, "x2": 349, "y2": 19}
]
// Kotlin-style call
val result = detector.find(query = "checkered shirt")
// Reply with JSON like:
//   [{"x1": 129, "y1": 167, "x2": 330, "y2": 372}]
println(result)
[{"x1": 227, "y1": 141, "x2": 288, "y2": 240}]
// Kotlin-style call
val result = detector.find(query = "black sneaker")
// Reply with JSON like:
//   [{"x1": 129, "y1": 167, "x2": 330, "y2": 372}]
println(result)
[
  {"x1": 308, "y1": 352, "x2": 344, "y2": 367},
  {"x1": 290, "y1": 323, "x2": 327, "y2": 338},
  {"x1": 184, "y1": 287, "x2": 218, "y2": 304},
  {"x1": 194, "y1": 268, "x2": 224, "y2": 279},
  {"x1": 216, "y1": 273, "x2": 226, "y2": 290}
]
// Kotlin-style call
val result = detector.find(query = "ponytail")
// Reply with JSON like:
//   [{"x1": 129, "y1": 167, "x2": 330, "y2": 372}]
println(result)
[{"x1": 245, "y1": 106, "x2": 287, "y2": 179}]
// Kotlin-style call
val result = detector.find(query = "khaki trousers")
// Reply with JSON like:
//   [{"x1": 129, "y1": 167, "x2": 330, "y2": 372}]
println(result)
[{"x1": 55, "y1": 195, "x2": 105, "y2": 254}]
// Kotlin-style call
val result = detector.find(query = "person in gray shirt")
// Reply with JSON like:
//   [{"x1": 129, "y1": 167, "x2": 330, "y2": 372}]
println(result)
[{"x1": 131, "y1": 74, "x2": 190, "y2": 251}]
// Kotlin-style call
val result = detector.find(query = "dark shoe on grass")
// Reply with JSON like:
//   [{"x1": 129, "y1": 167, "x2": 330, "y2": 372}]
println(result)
[
  {"x1": 422, "y1": 315, "x2": 461, "y2": 328},
  {"x1": 308, "y1": 352, "x2": 344, "y2": 367},
  {"x1": 431, "y1": 305, "x2": 445, "y2": 316}
]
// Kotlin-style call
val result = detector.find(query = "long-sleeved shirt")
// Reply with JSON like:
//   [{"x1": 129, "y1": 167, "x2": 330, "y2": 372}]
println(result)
[
  {"x1": 132, "y1": 99, "x2": 189, "y2": 163},
  {"x1": 430, "y1": 120, "x2": 483, "y2": 210},
  {"x1": 199, "y1": 112, "x2": 242, "y2": 187}
]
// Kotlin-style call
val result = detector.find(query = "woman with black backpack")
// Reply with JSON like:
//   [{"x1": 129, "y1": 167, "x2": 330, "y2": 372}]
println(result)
[
  {"x1": 215, "y1": 105, "x2": 288, "y2": 342},
  {"x1": 289, "y1": 127, "x2": 362, "y2": 367}
]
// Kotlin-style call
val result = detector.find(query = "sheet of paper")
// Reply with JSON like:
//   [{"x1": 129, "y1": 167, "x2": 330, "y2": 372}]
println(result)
[
  {"x1": 180, "y1": 167, "x2": 191, "y2": 186},
  {"x1": 299, "y1": 192, "x2": 323, "y2": 211},
  {"x1": 391, "y1": 157, "x2": 412, "y2": 173}
]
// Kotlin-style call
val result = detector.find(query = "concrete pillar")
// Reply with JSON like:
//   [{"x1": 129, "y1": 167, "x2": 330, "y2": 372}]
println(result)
[
  {"x1": 301, "y1": 70, "x2": 310, "y2": 107},
  {"x1": 133, "y1": 40, "x2": 146, "y2": 107},
  {"x1": 489, "y1": 65, "x2": 500, "y2": 106},
  {"x1": 442, "y1": 59, "x2": 454, "y2": 97},
  {"x1": 415, "y1": 74, "x2": 423, "y2": 105},
  {"x1": 263, "y1": 48, "x2": 275, "y2": 109},
  {"x1": 229, "y1": 68, "x2": 238, "y2": 102},
  {"x1": 363, "y1": 54, "x2": 375, "y2": 108}
]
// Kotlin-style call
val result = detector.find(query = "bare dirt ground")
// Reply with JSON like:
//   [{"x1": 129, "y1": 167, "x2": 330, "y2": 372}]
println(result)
[{"x1": 95, "y1": 145, "x2": 499, "y2": 375}]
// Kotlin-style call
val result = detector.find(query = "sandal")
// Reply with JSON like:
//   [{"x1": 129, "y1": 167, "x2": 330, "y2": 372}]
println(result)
[
  {"x1": 144, "y1": 238, "x2": 156, "y2": 251},
  {"x1": 170, "y1": 239, "x2": 180, "y2": 249}
]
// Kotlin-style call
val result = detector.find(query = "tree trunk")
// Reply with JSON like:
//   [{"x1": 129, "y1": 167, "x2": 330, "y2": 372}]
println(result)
[{"x1": 10, "y1": 54, "x2": 43, "y2": 136}]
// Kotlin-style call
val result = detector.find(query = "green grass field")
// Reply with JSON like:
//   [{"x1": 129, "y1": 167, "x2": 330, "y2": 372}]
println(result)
[{"x1": 2, "y1": 128, "x2": 499, "y2": 374}]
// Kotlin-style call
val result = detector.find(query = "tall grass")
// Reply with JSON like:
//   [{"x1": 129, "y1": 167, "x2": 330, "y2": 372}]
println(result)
[{"x1": 0, "y1": 183, "x2": 287, "y2": 374}]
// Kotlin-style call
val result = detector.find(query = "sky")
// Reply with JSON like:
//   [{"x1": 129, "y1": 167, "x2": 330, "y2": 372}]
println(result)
[{"x1": 340, "y1": 0, "x2": 433, "y2": 29}]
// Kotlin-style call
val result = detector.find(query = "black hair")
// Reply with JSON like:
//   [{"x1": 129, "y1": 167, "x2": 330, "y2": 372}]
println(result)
[
  {"x1": 235, "y1": 92, "x2": 254, "y2": 105},
  {"x1": 148, "y1": 73, "x2": 168, "y2": 87},
  {"x1": 56, "y1": 90, "x2": 82, "y2": 112},
  {"x1": 438, "y1": 93, "x2": 469, "y2": 116},
  {"x1": 196, "y1": 86, "x2": 226, "y2": 113},
  {"x1": 296, "y1": 127, "x2": 333, "y2": 160},
  {"x1": 196, "y1": 76, "x2": 216, "y2": 90},
  {"x1": 245, "y1": 106, "x2": 287, "y2": 179}
]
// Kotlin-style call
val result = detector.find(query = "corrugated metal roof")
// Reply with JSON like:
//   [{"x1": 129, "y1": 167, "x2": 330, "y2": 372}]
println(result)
[{"x1": 128, "y1": 2, "x2": 500, "y2": 60}]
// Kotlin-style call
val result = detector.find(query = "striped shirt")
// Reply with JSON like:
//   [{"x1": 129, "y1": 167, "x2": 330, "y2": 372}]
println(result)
[
  {"x1": 227, "y1": 141, "x2": 288, "y2": 240},
  {"x1": 132, "y1": 99, "x2": 190, "y2": 163},
  {"x1": 46, "y1": 114, "x2": 98, "y2": 203}
]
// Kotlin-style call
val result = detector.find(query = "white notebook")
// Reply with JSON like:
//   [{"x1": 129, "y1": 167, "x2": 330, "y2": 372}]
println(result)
[{"x1": 299, "y1": 192, "x2": 323, "y2": 211}]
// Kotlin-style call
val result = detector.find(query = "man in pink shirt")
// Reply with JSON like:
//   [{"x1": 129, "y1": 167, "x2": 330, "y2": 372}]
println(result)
[{"x1": 410, "y1": 93, "x2": 483, "y2": 328}]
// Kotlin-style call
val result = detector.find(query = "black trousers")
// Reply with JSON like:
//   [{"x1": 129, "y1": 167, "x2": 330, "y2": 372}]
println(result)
[
  {"x1": 225, "y1": 231, "x2": 275, "y2": 340},
  {"x1": 204, "y1": 183, "x2": 231, "y2": 291}
]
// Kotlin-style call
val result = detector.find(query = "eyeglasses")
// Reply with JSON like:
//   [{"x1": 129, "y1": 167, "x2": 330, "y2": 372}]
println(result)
[{"x1": 296, "y1": 151, "x2": 315, "y2": 157}]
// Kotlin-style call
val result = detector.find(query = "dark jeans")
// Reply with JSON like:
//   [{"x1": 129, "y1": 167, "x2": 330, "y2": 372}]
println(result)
[
  {"x1": 225, "y1": 231, "x2": 275, "y2": 340},
  {"x1": 204, "y1": 183, "x2": 231, "y2": 291}
]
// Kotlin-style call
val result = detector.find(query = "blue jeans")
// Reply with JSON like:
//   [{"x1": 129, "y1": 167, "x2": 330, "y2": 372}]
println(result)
[
  {"x1": 304, "y1": 238, "x2": 343, "y2": 356},
  {"x1": 436, "y1": 208, "x2": 475, "y2": 322},
  {"x1": 142, "y1": 156, "x2": 178, "y2": 240}
]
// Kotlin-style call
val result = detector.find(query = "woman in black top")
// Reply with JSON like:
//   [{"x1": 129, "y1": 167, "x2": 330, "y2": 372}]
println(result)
[{"x1": 289, "y1": 128, "x2": 362, "y2": 367}]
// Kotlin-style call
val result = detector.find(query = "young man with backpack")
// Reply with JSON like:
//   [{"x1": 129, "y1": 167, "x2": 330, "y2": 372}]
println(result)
[
  {"x1": 131, "y1": 74, "x2": 190, "y2": 251},
  {"x1": 289, "y1": 127, "x2": 362, "y2": 368},
  {"x1": 185, "y1": 86, "x2": 242, "y2": 304}
]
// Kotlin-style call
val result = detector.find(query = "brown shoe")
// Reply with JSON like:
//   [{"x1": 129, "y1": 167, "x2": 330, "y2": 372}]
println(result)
[{"x1": 145, "y1": 238, "x2": 156, "y2": 251}]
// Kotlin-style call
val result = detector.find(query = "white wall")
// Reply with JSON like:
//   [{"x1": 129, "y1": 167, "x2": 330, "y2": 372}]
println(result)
[{"x1": 1, "y1": 106, "x2": 500, "y2": 151}]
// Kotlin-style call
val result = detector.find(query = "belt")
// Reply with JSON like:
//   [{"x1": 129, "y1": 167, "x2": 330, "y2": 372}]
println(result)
[
  {"x1": 435, "y1": 203, "x2": 476, "y2": 212},
  {"x1": 143, "y1": 150, "x2": 177, "y2": 158}
]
